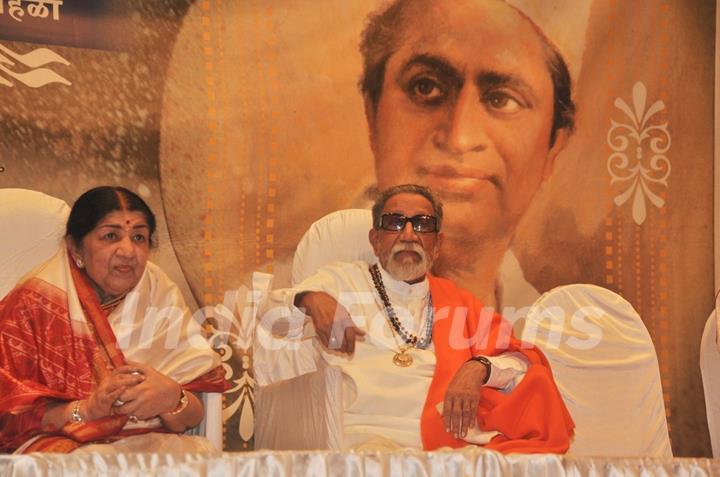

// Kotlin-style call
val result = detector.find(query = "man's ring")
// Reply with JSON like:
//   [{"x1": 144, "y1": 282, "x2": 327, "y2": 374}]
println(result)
[{"x1": 114, "y1": 399, "x2": 125, "y2": 406}]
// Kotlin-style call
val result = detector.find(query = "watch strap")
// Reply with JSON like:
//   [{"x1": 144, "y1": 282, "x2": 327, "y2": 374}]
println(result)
[{"x1": 467, "y1": 355, "x2": 492, "y2": 385}]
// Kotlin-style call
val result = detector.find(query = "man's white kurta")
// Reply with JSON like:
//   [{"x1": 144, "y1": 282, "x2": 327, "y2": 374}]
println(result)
[{"x1": 255, "y1": 261, "x2": 527, "y2": 449}]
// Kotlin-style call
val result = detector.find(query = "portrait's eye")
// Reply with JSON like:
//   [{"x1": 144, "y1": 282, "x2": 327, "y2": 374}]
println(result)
[
  {"x1": 483, "y1": 90, "x2": 524, "y2": 113},
  {"x1": 408, "y1": 76, "x2": 447, "y2": 105},
  {"x1": 102, "y1": 232, "x2": 118, "y2": 241}
]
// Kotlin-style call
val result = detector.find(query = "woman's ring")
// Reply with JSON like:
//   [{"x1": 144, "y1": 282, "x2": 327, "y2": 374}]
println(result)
[
  {"x1": 113, "y1": 399, "x2": 125, "y2": 406},
  {"x1": 128, "y1": 415, "x2": 138, "y2": 423}
]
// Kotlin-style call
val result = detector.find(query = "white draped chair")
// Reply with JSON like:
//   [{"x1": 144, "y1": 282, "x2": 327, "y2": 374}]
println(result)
[
  {"x1": 700, "y1": 309, "x2": 720, "y2": 457},
  {"x1": 254, "y1": 210, "x2": 372, "y2": 450},
  {"x1": 0, "y1": 188, "x2": 224, "y2": 450},
  {"x1": 254, "y1": 208, "x2": 673, "y2": 457},
  {"x1": 524, "y1": 284, "x2": 672, "y2": 457}
]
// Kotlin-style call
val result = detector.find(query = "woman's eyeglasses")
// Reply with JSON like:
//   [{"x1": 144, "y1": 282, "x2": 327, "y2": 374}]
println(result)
[{"x1": 377, "y1": 213, "x2": 439, "y2": 233}]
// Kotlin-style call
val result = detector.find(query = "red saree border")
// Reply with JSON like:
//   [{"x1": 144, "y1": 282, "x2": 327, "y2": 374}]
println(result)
[{"x1": 69, "y1": 254, "x2": 128, "y2": 369}]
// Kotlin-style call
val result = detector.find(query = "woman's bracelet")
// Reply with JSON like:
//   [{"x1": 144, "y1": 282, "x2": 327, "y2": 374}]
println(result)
[
  {"x1": 168, "y1": 389, "x2": 189, "y2": 416},
  {"x1": 70, "y1": 400, "x2": 84, "y2": 422}
]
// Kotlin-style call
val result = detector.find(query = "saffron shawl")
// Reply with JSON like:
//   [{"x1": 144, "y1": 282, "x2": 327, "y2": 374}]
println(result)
[
  {"x1": 0, "y1": 246, "x2": 226, "y2": 453},
  {"x1": 422, "y1": 275, "x2": 574, "y2": 453}
]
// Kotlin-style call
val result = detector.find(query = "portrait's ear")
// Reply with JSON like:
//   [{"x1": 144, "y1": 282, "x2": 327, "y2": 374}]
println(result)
[
  {"x1": 542, "y1": 128, "x2": 570, "y2": 181},
  {"x1": 363, "y1": 94, "x2": 378, "y2": 155}
]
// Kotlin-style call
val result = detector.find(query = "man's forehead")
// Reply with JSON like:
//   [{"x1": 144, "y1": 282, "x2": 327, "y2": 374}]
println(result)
[
  {"x1": 387, "y1": 0, "x2": 552, "y2": 96},
  {"x1": 402, "y1": 0, "x2": 526, "y2": 34},
  {"x1": 396, "y1": 0, "x2": 543, "y2": 58}
]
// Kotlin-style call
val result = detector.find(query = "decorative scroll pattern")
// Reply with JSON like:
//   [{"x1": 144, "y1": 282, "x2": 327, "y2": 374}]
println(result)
[
  {"x1": 205, "y1": 275, "x2": 270, "y2": 450},
  {"x1": 206, "y1": 294, "x2": 256, "y2": 446},
  {"x1": 607, "y1": 81, "x2": 671, "y2": 225},
  {"x1": 0, "y1": 43, "x2": 70, "y2": 87}
]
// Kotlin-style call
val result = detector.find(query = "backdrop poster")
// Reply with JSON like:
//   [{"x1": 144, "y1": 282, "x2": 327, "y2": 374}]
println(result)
[{"x1": 0, "y1": 0, "x2": 715, "y2": 456}]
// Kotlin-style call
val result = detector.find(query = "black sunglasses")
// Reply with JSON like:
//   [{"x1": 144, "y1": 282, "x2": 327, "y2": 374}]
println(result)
[{"x1": 377, "y1": 213, "x2": 439, "y2": 233}]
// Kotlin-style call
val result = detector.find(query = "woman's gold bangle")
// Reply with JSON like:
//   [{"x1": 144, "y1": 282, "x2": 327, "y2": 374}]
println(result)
[{"x1": 168, "y1": 389, "x2": 189, "y2": 416}]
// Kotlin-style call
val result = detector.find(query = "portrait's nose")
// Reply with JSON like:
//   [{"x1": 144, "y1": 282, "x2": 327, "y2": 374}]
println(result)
[{"x1": 434, "y1": 84, "x2": 487, "y2": 155}]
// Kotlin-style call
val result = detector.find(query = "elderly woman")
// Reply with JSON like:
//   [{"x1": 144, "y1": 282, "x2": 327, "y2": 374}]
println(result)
[{"x1": 0, "y1": 187, "x2": 227, "y2": 453}]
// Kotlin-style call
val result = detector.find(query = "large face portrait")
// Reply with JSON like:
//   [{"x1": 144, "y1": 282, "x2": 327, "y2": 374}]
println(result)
[{"x1": 368, "y1": 0, "x2": 567, "y2": 249}]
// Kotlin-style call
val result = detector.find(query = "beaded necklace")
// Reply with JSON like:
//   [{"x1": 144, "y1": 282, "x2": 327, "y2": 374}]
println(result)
[{"x1": 369, "y1": 263, "x2": 433, "y2": 367}]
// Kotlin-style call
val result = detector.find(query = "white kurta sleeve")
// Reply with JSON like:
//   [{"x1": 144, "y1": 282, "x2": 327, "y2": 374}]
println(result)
[
  {"x1": 253, "y1": 264, "x2": 348, "y2": 386},
  {"x1": 483, "y1": 352, "x2": 529, "y2": 392}
]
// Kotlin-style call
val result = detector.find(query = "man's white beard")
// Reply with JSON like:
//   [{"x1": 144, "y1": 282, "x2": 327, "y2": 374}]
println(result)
[{"x1": 383, "y1": 242, "x2": 432, "y2": 282}]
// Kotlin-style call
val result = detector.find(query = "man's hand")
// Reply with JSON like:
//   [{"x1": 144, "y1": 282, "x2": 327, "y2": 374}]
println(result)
[
  {"x1": 443, "y1": 359, "x2": 489, "y2": 439},
  {"x1": 296, "y1": 291, "x2": 365, "y2": 354}
]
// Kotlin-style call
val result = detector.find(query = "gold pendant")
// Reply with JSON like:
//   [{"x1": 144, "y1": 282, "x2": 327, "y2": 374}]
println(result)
[{"x1": 393, "y1": 349, "x2": 413, "y2": 367}]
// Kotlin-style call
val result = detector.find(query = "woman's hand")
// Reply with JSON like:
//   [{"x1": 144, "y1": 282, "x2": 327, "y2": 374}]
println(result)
[
  {"x1": 112, "y1": 363, "x2": 183, "y2": 420},
  {"x1": 83, "y1": 369, "x2": 146, "y2": 421},
  {"x1": 40, "y1": 369, "x2": 144, "y2": 430}
]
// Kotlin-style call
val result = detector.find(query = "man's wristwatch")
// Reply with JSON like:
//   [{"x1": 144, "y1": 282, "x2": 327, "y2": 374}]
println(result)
[{"x1": 467, "y1": 355, "x2": 492, "y2": 385}]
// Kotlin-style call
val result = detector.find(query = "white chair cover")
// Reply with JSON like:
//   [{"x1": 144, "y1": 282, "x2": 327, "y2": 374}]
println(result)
[
  {"x1": 0, "y1": 188, "x2": 70, "y2": 299},
  {"x1": 258, "y1": 209, "x2": 375, "y2": 449},
  {"x1": 254, "y1": 361, "x2": 344, "y2": 450},
  {"x1": 523, "y1": 284, "x2": 672, "y2": 457},
  {"x1": 253, "y1": 265, "x2": 344, "y2": 450},
  {"x1": 292, "y1": 209, "x2": 375, "y2": 285},
  {"x1": 700, "y1": 310, "x2": 720, "y2": 457}
]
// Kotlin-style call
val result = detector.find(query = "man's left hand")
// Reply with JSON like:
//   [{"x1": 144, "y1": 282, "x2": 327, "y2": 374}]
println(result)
[{"x1": 442, "y1": 359, "x2": 489, "y2": 439}]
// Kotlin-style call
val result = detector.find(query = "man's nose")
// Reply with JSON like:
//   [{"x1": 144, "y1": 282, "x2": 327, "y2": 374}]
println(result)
[
  {"x1": 399, "y1": 221, "x2": 419, "y2": 241},
  {"x1": 434, "y1": 84, "x2": 487, "y2": 155}
]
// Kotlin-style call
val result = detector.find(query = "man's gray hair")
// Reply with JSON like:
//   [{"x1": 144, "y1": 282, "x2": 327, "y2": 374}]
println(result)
[{"x1": 371, "y1": 184, "x2": 443, "y2": 231}]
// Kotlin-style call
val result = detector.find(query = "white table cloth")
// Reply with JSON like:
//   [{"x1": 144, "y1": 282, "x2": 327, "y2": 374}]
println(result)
[{"x1": 2, "y1": 449, "x2": 718, "y2": 477}]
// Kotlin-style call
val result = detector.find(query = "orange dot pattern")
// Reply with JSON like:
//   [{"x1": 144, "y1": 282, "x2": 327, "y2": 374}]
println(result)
[
  {"x1": 200, "y1": 0, "x2": 226, "y2": 449},
  {"x1": 656, "y1": 1, "x2": 671, "y2": 436}
]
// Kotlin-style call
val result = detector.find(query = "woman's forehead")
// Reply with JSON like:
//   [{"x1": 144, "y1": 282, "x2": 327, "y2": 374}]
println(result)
[{"x1": 96, "y1": 210, "x2": 148, "y2": 228}]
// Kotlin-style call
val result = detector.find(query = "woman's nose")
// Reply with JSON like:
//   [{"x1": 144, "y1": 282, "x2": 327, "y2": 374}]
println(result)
[{"x1": 116, "y1": 236, "x2": 135, "y2": 256}]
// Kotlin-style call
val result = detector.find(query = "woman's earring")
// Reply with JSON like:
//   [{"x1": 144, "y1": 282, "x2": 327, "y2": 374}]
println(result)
[{"x1": 75, "y1": 257, "x2": 84, "y2": 268}]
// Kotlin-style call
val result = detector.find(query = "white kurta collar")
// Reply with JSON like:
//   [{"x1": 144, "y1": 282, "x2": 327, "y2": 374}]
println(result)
[{"x1": 376, "y1": 263, "x2": 429, "y2": 299}]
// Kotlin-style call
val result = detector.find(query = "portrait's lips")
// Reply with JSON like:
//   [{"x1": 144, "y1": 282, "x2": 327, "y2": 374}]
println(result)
[{"x1": 418, "y1": 165, "x2": 499, "y2": 198}]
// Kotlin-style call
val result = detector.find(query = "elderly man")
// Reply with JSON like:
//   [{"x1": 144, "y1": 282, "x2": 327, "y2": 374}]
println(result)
[
  {"x1": 256, "y1": 184, "x2": 572, "y2": 452},
  {"x1": 358, "y1": 0, "x2": 577, "y2": 309}
]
